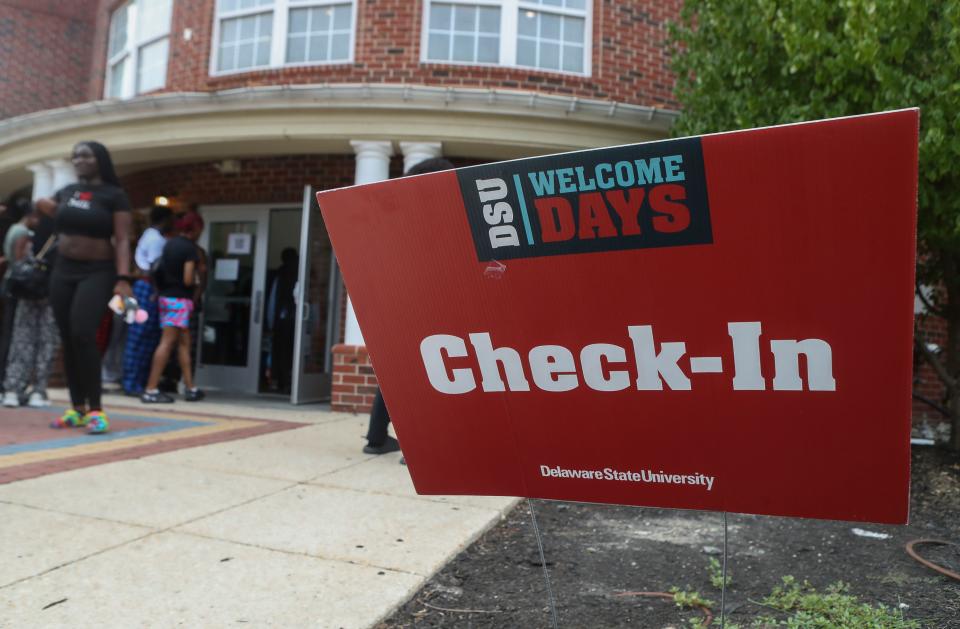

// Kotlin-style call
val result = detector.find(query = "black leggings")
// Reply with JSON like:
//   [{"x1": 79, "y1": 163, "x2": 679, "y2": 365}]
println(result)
[{"x1": 49, "y1": 257, "x2": 115, "y2": 411}]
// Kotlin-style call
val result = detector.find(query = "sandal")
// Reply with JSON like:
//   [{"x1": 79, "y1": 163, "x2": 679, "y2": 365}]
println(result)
[
  {"x1": 50, "y1": 408, "x2": 87, "y2": 429},
  {"x1": 85, "y1": 411, "x2": 110, "y2": 435}
]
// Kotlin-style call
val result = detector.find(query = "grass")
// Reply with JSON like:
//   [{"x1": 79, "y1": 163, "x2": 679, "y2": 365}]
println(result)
[
  {"x1": 752, "y1": 576, "x2": 921, "y2": 628},
  {"x1": 709, "y1": 557, "x2": 732, "y2": 589},
  {"x1": 666, "y1": 563, "x2": 920, "y2": 628}
]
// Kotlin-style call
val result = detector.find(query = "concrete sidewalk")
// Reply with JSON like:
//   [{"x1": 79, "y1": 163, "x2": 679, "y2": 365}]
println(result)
[{"x1": 0, "y1": 395, "x2": 517, "y2": 628}]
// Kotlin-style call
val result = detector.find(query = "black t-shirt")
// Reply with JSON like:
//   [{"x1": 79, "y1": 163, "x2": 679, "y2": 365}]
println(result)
[
  {"x1": 54, "y1": 183, "x2": 130, "y2": 240},
  {"x1": 156, "y1": 236, "x2": 199, "y2": 298}
]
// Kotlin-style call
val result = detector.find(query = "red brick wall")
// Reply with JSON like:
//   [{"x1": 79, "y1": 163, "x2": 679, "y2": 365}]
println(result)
[
  {"x1": 331, "y1": 344, "x2": 376, "y2": 413},
  {"x1": 2, "y1": 1, "x2": 682, "y2": 120},
  {"x1": 120, "y1": 153, "x2": 483, "y2": 210},
  {"x1": 120, "y1": 155, "x2": 356, "y2": 210},
  {"x1": 86, "y1": 0, "x2": 680, "y2": 109},
  {"x1": 0, "y1": 0, "x2": 98, "y2": 118},
  {"x1": 164, "y1": 0, "x2": 216, "y2": 100}
]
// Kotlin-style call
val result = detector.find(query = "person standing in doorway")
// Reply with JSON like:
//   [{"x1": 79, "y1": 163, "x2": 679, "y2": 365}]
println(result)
[
  {"x1": 121, "y1": 205, "x2": 173, "y2": 396},
  {"x1": 37, "y1": 141, "x2": 133, "y2": 434},
  {"x1": 141, "y1": 212, "x2": 205, "y2": 403},
  {"x1": 267, "y1": 247, "x2": 298, "y2": 394},
  {"x1": 2, "y1": 205, "x2": 58, "y2": 408},
  {"x1": 362, "y1": 157, "x2": 455, "y2": 458}
]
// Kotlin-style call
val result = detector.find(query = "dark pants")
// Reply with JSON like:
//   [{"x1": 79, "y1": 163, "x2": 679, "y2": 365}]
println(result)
[
  {"x1": 365, "y1": 389, "x2": 391, "y2": 446},
  {"x1": 0, "y1": 294, "x2": 16, "y2": 392},
  {"x1": 272, "y1": 317, "x2": 296, "y2": 392},
  {"x1": 49, "y1": 258, "x2": 115, "y2": 411}
]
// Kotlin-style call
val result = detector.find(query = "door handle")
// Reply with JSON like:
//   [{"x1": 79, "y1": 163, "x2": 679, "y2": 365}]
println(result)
[{"x1": 253, "y1": 290, "x2": 263, "y2": 325}]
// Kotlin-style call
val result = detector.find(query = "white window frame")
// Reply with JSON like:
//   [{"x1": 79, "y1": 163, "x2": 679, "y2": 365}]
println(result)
[
  {"x1": 210, "y1": 0, "x2": 358, "y2": 77},
  {"x1": 104, "y1": 0, "x2": 173, "y2": 99},
  {"x1": 420, "y1": 0, "x2": 592, "y2": 77}
]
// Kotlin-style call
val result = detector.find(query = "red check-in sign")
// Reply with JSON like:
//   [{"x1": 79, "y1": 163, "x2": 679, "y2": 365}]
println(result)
[{"x1": 318, "y1": 110, "x2": 918, "y2": 524}]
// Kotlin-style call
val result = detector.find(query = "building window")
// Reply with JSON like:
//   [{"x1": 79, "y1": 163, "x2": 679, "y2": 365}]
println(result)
[
  {"x1": 422, "y1": 0, "x2": 591, "y2": 75},
  {"x1": 287, "y1": 4, "x2": 353, "y2": 63},
  {"x1": 213, "y1": 0, "x2": 357, "y2": 75},
  {"x1": 426, "y1": 4, "x2": 500, "y2": 64},
  {"x1": 105, "y1": 0, "x2": 173, "y2": 99},
  {"x1": 517, "y1": 1, "x2": 586, "y2": 73},
  {"x1": 218, "y1": 11, "x2": 273, "y2": 72}
]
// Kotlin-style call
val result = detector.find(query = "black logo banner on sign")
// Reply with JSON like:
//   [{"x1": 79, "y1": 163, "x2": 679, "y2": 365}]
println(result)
[{"x1": 456, "y1": 137, "x2": 713, "y2": 262}]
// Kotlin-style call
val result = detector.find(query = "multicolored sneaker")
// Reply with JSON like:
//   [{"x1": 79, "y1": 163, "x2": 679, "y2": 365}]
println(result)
[
  {"x1": 85, "y1": 411, "x2": 110, "y2": 435},
  {"x1": 50, "y1": 408, "x2": 87, "y2": 429}
]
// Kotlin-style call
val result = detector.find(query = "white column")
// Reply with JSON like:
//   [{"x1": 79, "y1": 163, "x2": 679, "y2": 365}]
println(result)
[
  {"x1": 351, "y1": 140, "x2": 394, "y2": 185},
  {"x1": 399, "y1": 141, "x2": 443, "y2": 175},
  {"x1": 344, "y1": 140, "x2": 395, "y2": 346},
  {"x1": 46, "y1": 158, "x2": 76, "y2": 193},
  {"x1": 26, "y1": 163, "x2": 54, "y2": 201}
]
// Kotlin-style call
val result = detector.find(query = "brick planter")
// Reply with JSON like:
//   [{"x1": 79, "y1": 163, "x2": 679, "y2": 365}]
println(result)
[{"x1": 331, "y1": 344, "x2": 377, "y2": 413}]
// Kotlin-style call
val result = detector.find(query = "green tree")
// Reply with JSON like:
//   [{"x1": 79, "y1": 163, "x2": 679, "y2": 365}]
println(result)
[{"x1": 669, "y1": 0, "x2": 960, "y2": 449}]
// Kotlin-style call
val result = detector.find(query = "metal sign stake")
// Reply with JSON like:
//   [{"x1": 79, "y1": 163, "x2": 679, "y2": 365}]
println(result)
[
  {"x1": 528, "y1": 498, "x2": 560, "y2": 629},
  {"x1": 720, "y1": 511, "x2": 728, "y2": 629}
]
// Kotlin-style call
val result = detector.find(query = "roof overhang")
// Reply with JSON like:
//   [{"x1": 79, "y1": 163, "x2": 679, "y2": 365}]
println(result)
[{"x1": 0, "y1": 84, "x2": 678, "y2": 195}]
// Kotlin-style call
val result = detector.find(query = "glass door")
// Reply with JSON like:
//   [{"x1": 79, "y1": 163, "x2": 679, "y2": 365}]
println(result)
[
  {"x1": 291, "y1": 186, "x2": 337, "y2": 404},
  {"x1": 196, "y1": 208, "x2": 269, "y2": 393}
]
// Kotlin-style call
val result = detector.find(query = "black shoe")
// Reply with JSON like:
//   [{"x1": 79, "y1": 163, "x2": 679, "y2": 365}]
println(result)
[
  {"x1": 184, "y1": 388, "x2": 205, "y2": 402},
  {"x1": 363, "y1": 435, "x2": 400, "y2": 455},
  {"x1": 141, "y1": 391, "x2": 175, "y2": 404}
]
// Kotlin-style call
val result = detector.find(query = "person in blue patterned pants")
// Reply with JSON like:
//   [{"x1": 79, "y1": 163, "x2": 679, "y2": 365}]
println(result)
[{"x1": 121, "y1": 205, "x2": 172, "y2": 395}]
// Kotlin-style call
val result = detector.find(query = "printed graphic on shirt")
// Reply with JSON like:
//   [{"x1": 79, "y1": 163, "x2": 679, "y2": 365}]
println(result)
[
  {"x1": 67, "y1": 191, "x2": 93, "y2": 210},
  {"x1": 456, "y1": 137, "x2": 713, "y2": 261}
]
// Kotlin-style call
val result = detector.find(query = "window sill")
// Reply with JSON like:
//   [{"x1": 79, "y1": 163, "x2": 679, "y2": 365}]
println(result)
[
  {"x1": 420, "y1": 59, "x2": 591, "y2": 79},
  {"x1": 209, "y1": 61, "x2": 357, "y2": 79}
]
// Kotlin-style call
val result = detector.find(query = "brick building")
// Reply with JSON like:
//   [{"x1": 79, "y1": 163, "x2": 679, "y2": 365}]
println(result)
[
  {"x1": 2, "y1": 1, "x2": 941, "y2": 432},
  {"x1": 0, "y1": 0, "x2": 681, "y2": 411}
]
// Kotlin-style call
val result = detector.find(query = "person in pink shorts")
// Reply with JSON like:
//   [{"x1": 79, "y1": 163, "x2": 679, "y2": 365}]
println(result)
[
  {"x1": 141, "y1": 213, "x2": 204, "y2": 403},
  {"x1": 159, "y1": 296, "x2": 192, "y2": 328}
]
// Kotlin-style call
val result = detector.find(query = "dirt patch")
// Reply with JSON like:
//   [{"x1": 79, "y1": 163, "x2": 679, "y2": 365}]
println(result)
[{"x1": 378, "y1": 446, "x2": 960, "y2": 628}]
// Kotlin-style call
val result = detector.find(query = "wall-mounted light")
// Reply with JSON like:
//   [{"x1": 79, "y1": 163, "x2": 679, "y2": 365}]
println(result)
[
  {"x1": 154, "y1": 195, "x2": 170, "y2": 206},
  {"x1": 213, "y1": 159, "x2": 242, "y2": 175}
]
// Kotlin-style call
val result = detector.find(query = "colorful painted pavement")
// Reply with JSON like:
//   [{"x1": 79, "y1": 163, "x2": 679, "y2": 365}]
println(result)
[{"x1": 0, "y1": 405, "x2": 304, "y2": 484}]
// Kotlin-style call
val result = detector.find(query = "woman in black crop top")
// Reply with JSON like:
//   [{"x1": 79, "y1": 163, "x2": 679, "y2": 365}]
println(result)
[{"x1": 36, "y1": 141, "x2": 133, "y2": 434}]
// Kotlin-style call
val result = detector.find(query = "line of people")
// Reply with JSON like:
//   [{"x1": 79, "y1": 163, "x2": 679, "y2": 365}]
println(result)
[{"x1": 0, "y1": 141, "x2": 206, "y2": 434}]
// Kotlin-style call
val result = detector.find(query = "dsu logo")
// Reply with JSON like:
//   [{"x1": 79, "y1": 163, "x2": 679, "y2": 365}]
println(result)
[{"x1": 457, "y1": 137, "x2": 713, "y2": 262}]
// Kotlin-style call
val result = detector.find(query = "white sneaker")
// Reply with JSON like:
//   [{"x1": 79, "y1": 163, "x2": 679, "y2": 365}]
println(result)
[
  {"x1": 27, "y1": 392, "x2": 49, "y2": 408},
  {"x1": 2, "y1": 392, "x2": 19, "y2": 408}
]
